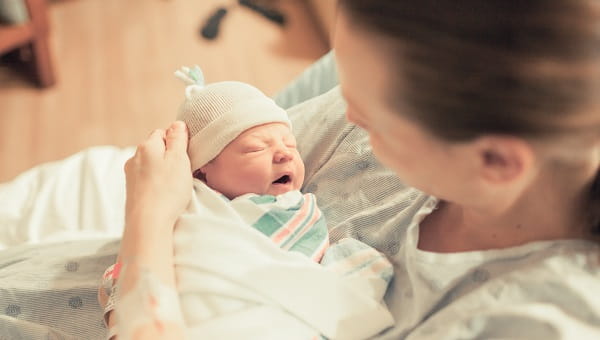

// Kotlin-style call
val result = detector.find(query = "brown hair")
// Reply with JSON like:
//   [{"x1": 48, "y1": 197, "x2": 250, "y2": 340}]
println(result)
[{"x1": 339, "y1": 0, "x2": 600, "y2": 233}]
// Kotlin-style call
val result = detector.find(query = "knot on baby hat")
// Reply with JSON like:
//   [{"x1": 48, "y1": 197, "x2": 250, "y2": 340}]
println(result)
[{"x1": 174, "y1": 66, "x2": 291, "y2": 171}]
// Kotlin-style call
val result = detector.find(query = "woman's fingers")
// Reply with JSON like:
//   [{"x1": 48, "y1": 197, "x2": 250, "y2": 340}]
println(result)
[
  {"x1": 140, "y1": 130, "x2": 167, "y2": 161},
  {"x1": 165, "y1": 121, "x2": 189, "y2": 160},
  {"x1": 123, "y1": 122, "x2": 192, "y2": 231},
  {"x1": 125, "y1": 129, "x2": 167, "y2": 175},
  {"x1": 143, "y1": 129, "x2": 167, "y2": 157}
]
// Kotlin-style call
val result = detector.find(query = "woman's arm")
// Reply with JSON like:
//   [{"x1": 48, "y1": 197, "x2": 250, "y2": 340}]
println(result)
[{"x1": 109, "y1": 121, "x2": 192, "y2": 340}]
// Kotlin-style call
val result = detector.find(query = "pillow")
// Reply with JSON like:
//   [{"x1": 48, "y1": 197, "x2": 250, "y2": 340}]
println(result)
[{"x1": 0, "y1": 146, "x2": 133, "y2": 250}]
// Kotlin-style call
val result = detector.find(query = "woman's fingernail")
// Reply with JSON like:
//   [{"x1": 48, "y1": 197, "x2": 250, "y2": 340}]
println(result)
[{"x1": 174, "y1": 121, "x2": 185, "y2": 130}]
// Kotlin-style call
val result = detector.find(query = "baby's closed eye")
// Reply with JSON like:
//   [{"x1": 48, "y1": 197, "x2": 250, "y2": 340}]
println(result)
[
  {"x1": 283, "y1": 136, "x2": 297, "y2": 149},
  {"x1": 243, "y1": 144, "x2": 267, "y2": 153}
]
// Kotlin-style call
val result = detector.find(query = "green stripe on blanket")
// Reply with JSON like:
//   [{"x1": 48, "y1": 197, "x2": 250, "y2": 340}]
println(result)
[
  {"x1": 288, "y1": 217, "x2": 329, "y2": 257},
  {"x1": 252, "y1": 209, "x2": 298, "y2": 236},
  {"x1": 248, "y1": 195, "x2": 277, "y2": 204}
]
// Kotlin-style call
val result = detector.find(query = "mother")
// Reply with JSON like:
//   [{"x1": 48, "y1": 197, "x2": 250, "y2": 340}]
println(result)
[{"x1": 117, "y1": 0, "x2": 600, "y2": 338}]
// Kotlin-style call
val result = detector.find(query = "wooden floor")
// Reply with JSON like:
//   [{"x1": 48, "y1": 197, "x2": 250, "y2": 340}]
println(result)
[{"x1": 0, "y1": 0, "x2": 328, "y2": 182}]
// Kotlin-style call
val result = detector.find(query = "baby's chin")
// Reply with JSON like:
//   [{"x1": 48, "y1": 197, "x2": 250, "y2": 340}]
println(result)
[{"x1": 267, "y1": 182, "x2": 298, "y2": 196}]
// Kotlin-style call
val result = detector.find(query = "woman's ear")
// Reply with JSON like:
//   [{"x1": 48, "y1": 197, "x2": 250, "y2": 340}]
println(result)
[{"x1": 475, "y1": 136, "x2": 536, "y2": 184}]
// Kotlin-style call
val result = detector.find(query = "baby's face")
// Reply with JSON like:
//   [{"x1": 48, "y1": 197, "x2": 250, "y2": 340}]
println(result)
[{"x1": 199, "y1": 123, "x2": 305, "y2": 199}]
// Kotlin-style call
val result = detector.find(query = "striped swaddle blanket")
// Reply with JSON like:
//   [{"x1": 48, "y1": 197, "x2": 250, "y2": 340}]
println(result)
[
  {"x1": 229, "y1": 190, "x2": 329, "y2": 262},
  {"x1": 229, "y1": 190, "x2": 393, "y2": 292}
]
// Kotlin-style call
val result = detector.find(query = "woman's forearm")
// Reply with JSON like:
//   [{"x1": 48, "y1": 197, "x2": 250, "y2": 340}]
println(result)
[
  {"x1": 113, "y1": 212, "x2": 185, "y2": 340},
  {"x1": 111, "y1": 122, "x2": 191, "y2": 340},
  {"x1": 119, "y1": 211, "x2": 177, "y2": 286}
]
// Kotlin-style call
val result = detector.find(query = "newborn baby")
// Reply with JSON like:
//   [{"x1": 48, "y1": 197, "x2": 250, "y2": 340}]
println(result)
[{"x1": 175, "y1": 65, "x2": 330, "y2": 261}]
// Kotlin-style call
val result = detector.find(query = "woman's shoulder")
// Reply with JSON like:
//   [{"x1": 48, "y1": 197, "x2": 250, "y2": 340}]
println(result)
[
  {"x1": 511, "y1": 239, "x2": 600, "y2": 280},
  {"x1": 389, "y1": 240, "x2": 600, "y2": 340},
  {"x1": 458, "y1": 239, "x2": 599, "y2": 284},
  {"x1": 458, "y1": 240, "x2": 600, "y2": 318}
]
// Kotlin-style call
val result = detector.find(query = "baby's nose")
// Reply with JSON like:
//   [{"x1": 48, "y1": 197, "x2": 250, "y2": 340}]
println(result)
[{"x1": 273, "y1": 148, "x2": 293, "y2": 163}]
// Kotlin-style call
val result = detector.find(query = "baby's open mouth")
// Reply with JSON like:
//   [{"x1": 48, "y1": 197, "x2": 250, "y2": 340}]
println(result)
[{"x1": 273, "y1": 175, "x2": 291, "y2": 184}]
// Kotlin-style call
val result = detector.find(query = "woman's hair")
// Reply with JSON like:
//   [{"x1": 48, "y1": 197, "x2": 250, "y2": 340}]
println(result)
[{"x1": 339, "y1": 0, "x2": 600, "y2": 233}]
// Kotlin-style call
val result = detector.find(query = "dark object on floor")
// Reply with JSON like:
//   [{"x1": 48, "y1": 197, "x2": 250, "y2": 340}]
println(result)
[
  {"x1": 200, "y1": 0, "x2": 286, "y2": 41},
  {"x1": 201, "y1": 7, "x2": 228, "y2": 40},
  {"x1": 239, "y1": 0, "x2": 286, "y2": 25}
]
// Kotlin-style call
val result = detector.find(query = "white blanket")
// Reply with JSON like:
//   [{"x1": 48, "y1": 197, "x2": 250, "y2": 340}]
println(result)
[
  {"x1": 0, "y1": 146, "x2": 133, "y2": 250},
  {"x1": 173, "y1": 181, "x2": 394, "y2": 340}
]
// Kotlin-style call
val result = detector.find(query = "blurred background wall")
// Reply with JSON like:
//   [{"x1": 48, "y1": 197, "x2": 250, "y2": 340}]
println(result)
[{"x1": 0, "y1": 0, "x2": 336, "y2": 181}]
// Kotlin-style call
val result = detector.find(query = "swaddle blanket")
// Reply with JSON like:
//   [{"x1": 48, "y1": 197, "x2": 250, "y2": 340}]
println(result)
[
  {"x1": 168, "y1": 180, "x2": 395, "y2": 339},
  {"x1": 226, "y1": 185, "x2": 393, "y2": 300},
  {"x1": 227, "y1": 188, "x2": 330, "y2": 263}
]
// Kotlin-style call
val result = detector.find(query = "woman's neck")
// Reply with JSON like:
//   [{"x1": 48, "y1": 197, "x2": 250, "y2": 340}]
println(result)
[{"x1": 419, "y1": 157, "x2": 599, "y2": 253}]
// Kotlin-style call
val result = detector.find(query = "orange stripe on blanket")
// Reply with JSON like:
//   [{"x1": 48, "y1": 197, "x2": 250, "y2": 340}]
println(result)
[
  {"x1": 283, "y1": 197, "x2": 322, "y2": 247},
  {"x1": 312, "y1": 236, "x2": 330, "y2": 263},
  {"x1": 325, "y1": 247, "x2": 382, "y2": 274},
  {"x1": 281, "y1": 196, "x2": 326, "y2": 255},
  {"x1": 282, "y1": 201, "x2": 328, "y2": 259}
]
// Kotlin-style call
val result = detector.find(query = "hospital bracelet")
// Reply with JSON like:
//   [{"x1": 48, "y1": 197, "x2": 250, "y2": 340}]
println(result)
[
  {"x1": 101, "y1": 263, "x2": 122, "y2": 326},
  {"x1": 103, "y1": 263, "x2": 122, "y2": 282}
]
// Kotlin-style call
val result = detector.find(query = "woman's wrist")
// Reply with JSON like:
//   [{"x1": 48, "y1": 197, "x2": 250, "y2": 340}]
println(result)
[
  {"x1": 119, "y1": 209, "x2": 177, "y2": 275},
  {"x1": 125, "y1": 206, "x2": 178, "y2": 234},
  {"x1": 120, "y1": 230, "x2": 174, "y2": 261}
]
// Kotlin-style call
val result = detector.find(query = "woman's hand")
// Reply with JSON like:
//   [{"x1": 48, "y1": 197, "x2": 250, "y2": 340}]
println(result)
[
  {"x1": 124, "y1": 121, "x2": 192, "y2": 229},
  {"x1": 107, "y1": 121, "x2": 190, "y2": 340}
]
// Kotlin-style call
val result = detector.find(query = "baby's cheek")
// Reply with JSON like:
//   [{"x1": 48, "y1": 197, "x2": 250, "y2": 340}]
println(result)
[
  {"x1": 240, "y1": 172, "x2": 266, "y2": 193},
  {"x1": 296, "y1": 158, "x2": 306, "y2": 181}
]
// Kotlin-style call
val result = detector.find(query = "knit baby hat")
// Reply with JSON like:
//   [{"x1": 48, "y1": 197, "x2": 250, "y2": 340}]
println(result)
[{"x1": 175, "y1": 66, "x2": 292, "y2": 171}]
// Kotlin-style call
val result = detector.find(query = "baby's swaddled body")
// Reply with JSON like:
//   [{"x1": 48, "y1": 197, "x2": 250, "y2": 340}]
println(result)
[{"x1": 173, "y1": 180, "x2": 394, "y2": 340}]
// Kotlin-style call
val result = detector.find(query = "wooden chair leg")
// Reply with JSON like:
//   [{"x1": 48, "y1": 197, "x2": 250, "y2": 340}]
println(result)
[
  {"x1": 30, "y1": 36, "x2": 55, "y2": 87},
  {"x1": 24, "y1": 0, "x2": 55, "y2": 88}
]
